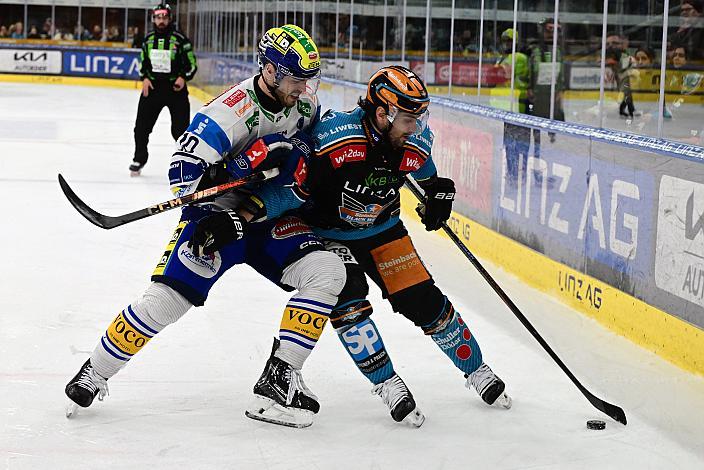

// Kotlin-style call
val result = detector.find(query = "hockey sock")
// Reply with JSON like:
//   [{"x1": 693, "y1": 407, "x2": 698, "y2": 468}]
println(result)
[
  {"x1": 276, "y1": 251, "x2": 345, "y2": 369},
  {"x1": 423, "y1": 299, "x2": 483, "y2": 376},
  {"x1": 337, "y1": 313, "x2": 394, "y2": 385},
  {"x1": 90, "y1": 283, "x2": 191, "y2": 379}
]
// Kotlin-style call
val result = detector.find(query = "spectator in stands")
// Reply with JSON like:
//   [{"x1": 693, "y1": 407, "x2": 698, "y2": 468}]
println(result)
[
  {"x1": 456, "y1": 29, "x2": 479, "y2": 57},
  {"x1": 10, "y1": 22, "x2": 24, "y2": 39},
  {"x1": 131, "y1": 26, "x2": 144, "y2": 48},
  {"x1": 635, "y1": 47, "x2": 655, "y2": 68},
  {"x1": 606, "y1": 32, "x2": 636, "y2": 118},
  {"x1": 41, "y1": 18, "x2": 52, "y2": 39},
  {"x1": 0, "y1": 26, "x2": 8, "y2": 38},
  {"x1": 672, "y1": 45, "x2": 689, "y2": 69},
  {"x1": 75, "y1": 25, "x2": 91, "y2": 41},
  {"x1": 107, "y1": 26, "x2": 122, "y2": 42},
  {"x1": 26, "y1": 25, "x2": 40, "y2": 39},
  {"x1": 671, "y1": 0, "x2": 704, "y2": 61},
  {"x1": 528, "y1": 17, "x2": 565, "y2": 152},
  {"x1": 91, "y1": 25, "x2": 103, "y2": 41},
  {"x1": 491, "y1": 28, "x2": 532, "y2": 186}
]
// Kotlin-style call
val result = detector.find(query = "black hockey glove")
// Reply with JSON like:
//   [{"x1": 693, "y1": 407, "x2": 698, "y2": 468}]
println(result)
[
  {"x1": 416, "y1": 177, "x2": 456, "y2": 231},
  {"x1": 187, "y1": 210, "x2": 246, "y2": 257}
]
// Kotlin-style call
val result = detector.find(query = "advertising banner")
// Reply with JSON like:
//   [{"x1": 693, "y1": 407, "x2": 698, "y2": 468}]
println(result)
[
  {"x1": 63, "y1": 50, "x2": 141, "y2": 79},
  {"x1": 493, "y1": 143, "x2": 655, "y2": 277},
  {"x1": 0, "y1": 49, "x2": 61, "y2": 74},
  {"x1": 409, "y1": 60, "x2": 505, "y2": 87},
  {"x1": 655, "y1": 175, "x2": 704, "y2": 307},
  {"x1": 431, "y1": 118, "x2": 494, "y2": 217}
]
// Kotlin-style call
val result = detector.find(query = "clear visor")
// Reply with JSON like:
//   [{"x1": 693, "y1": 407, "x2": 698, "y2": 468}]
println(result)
[
  {"x1": 277, "y1": 70, "x2": 321, "y2": 97},
  {"x1": 387, "y1": 105, "x2": 430, "y2": 135}
]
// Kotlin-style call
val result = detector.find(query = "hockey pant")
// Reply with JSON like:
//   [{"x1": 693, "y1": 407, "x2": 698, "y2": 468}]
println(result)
[
  {"x1": 325, "y1": 221, "x2": 484, "y2": 385},
  {"x1": 133, "y1": 82, "x2": 190, "y2": 165},
  {"x1": 90, "y1": 212, "x2": 345, "y2": 379}
]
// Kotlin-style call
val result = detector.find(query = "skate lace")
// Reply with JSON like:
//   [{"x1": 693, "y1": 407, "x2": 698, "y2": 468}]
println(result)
[
  {"x1": 77, "y1": 364, "x2": 110, "y2": 401},
  {"x1": 371, "y1": 375, "x2": 408, "y2": 412},
  {"x1": 288, "y1": 369, "x2": 318, "y2": 405},
  {"x1": 469, "y1": 363, "x2": 495, "y2": 396}
]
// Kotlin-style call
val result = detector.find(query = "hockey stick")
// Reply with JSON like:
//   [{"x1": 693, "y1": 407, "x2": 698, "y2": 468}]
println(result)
[
  {"x1": 58, "y1": 169, "x2": 277, "y2": 230},
  {"x1": 405, "y1": 176, "x2": 627, "y2": 425}
]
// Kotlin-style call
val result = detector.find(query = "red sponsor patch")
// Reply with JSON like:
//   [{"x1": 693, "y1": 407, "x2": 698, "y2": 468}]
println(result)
[
  {"x1": 294, "y1": 157, "x2": 308, "y2": 186},
  {"x1": 244, "y1": 139, "x2": 268, "y2": 169},
  {"x1": 399, "y1": 150, "x2": 423, "y2": 172},
  {"x1": 272, "y1": 216, "x2": 313, "y2": 239},
  {"x1": 329, "y1": 145, "x2": 366, "y2": 169},
  {"x1": 308, "y1": 52, "x2": 318, "y2": 60},
  {"x1": 222, "y1": 89, "x2": 246, "y2": 108}
]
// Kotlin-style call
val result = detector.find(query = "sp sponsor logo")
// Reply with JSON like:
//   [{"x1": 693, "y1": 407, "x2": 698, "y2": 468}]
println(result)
[
  {"x1": 341, "y1": 319, "x2": 383, "y2": 360},
  {"x1": 272, "y1": 216, "x2": 313, "y2": 239},
  {"x1": 399, "y1": 150, "x2": 423, "y2": 172},
  {"x1": 223, "y1": 89, "x2": 246, "y2": 108},
  {"x1": 177, "y1": 242, "x2": 222, "y2": 278},
  {"x1": 329, "y1": 145, "x2": 366, "y2": 169}
]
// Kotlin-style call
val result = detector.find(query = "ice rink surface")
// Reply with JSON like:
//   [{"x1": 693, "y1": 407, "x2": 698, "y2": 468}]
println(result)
[{"x1": 1, "y1": 83, "x2": 704, "y2": 469}]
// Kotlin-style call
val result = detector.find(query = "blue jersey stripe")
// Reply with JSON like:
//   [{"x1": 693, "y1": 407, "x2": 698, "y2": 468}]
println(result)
[
  {"x1": 187, "y1": 112, "x2": 231, "y2": 155},
  {"x1": 288, "y1": 298, "x2": 334, "y2": 311},
  {"x1": 125, "y1": 306, "x2": 159, "y2": 336},
  {"x1": 101, "y1": 337, "x2": 130, "y2": 361},
  {"x1": 279, "y1": 334, "x2": 315, "y2": 350}
]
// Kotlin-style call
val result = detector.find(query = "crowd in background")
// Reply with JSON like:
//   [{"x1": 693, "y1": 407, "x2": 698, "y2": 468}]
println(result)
[{"x1": 0, "y1": 18, "x2": 144, "y2": 47}]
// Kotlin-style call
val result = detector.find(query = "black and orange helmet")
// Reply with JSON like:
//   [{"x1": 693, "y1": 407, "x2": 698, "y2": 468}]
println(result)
[{"x1": 364, "y1": 65, "x2": 430, "y2": 116}]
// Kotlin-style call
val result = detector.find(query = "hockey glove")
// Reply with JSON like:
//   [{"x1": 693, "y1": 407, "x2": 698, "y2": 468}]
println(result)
[
  {"x1": 188, "y1": 210, "x2": 246, "y2": 257},
  {"x1": 417, "y1": 177, "x2": 456, "y2": 231},
  {"x1": 225, "y1": 134, "x2": 293, "y2": 180}
]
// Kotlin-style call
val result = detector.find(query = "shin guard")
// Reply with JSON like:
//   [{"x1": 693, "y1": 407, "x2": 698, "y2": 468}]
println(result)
[{"x1": 424, "y1": 299, "x2": 483, "y2": 376}]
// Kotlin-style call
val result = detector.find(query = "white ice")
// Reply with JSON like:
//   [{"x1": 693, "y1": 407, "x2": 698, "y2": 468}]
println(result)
[{"x1": 1, "y1": 83, "x2": 703, "y2": 469}]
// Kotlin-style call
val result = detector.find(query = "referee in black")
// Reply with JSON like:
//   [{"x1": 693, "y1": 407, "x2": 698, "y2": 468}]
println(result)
[{"x1": 130, "y1": 3, "x2": 197, "y2": 176}]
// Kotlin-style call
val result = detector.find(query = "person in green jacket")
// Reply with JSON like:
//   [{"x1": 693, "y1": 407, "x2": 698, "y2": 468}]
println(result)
[
  {"x1": 492, "y1": 28, "x2": 532, "y2": 185},
  {"x1": 130, "y1": 3, "x2": 197, "y2": 176}
]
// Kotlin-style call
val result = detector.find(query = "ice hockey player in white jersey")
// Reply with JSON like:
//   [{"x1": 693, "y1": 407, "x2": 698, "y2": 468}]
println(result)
[{"x1": 64, "y1": 25, "x2": 345, "y2": 428}]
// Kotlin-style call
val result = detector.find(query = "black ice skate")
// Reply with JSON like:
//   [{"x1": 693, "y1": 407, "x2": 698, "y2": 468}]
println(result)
[
  {"x1": 129, "y1": 161, "x2": 144, "y2": 177},
  {"x1": 372, "y1": 374, "x2": 425, "y2": 427},
  {"x1": 466, "y1": 362, "x2": 512, "y2": 409},
  {"x1": 65, "y1": 359, "x2": 109, "y2": 418},
  {"x1": 245, "y1": 339, "x2": 320, "y2": 428}
]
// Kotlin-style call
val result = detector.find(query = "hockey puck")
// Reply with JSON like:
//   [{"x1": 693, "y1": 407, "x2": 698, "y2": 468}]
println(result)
[{"x1": 586, "y1": 420, "x2": 606, "y2": 430}]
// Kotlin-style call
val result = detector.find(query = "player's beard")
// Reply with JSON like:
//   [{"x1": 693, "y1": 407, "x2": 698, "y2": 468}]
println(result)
[{"x1": 274, "y1": 87, "x2": 299, "y2": 108}]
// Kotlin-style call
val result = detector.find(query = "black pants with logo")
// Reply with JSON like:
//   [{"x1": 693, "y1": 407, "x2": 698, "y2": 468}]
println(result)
[{"x1": 133, "y1": 82, "x2": 190, "y2": 165}]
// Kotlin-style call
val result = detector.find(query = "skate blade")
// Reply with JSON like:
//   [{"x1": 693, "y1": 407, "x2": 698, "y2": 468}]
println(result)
[
  {"x1": 245, "y1": 396, "x2": 314, "y2": 429},
  {"x1": 130, "y1": 170, "x2": 141, "y2": 177},
  {"x1": 494, "y1": 392, "x2": 512, "y2": 410},
  {"x1": 402, "y1": 407, "x2": 426, "y2": 428},
  {"x1": 65, "y1": 401, "x2": 80, "y2": 419}
]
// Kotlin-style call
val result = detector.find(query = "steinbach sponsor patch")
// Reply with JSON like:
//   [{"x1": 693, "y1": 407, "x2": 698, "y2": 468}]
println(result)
[
  {"x1": 399, "y1": 150, "x2": 423, "y2": 172},
  {"x1": 223, "y1": 89, "x2": 246, "y2": 108},
  {"x1": 329, "y1": 144, "x2": 367, "y2": 169},
  {"x1": 272, "y1": 216, "x2": 313, "y2": 239},
  {"x1": 370, "y1": 236, "x2": 431, "y2": 295}
]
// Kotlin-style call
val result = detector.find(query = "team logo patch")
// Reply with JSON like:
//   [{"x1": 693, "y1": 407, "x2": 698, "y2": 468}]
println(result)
[
  {"x1": 223, "y1": 89, "x2": 246, "y2": 108},
  {"x1": 399, "y1": 150, "x2": 423, "y2": 172},
  {"x1": 329, "y1": 145, "x2": 366, "y2": 169},
  {"x1": 244, "y1": 139, "x2": 268, "y2": 169},
  {"x1": 272, "y1": 216, "x2": 313, "y2": 239},
  {"x1": 177, "y1": 242, "x2": 222, "y2": 278}
]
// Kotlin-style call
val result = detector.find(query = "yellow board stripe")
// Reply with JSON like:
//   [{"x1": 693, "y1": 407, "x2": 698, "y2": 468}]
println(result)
[{"x1": 400, "y1": 189, "x2": 704, "y2": 376}]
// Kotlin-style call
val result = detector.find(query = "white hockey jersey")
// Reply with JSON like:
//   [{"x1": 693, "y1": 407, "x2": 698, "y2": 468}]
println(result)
[{"x1": 168, "y1": 76, "x2": 320, "y2": 198}]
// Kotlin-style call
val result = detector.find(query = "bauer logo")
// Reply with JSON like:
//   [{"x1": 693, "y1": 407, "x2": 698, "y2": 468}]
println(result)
[
  {"x1": 655, "y1": 175, "x2": 704, "y2": 306},
  {"x1": 177, "y1": 242, "x2": 222, "y2": 278}
]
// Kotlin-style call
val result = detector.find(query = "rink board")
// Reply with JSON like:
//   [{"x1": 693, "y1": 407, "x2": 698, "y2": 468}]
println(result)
[{"x1": 4, "y1": 65, "x2": 704, "y2": 377}]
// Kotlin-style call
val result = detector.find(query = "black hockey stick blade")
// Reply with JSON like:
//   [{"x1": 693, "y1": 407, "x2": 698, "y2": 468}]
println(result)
[
  {"x1": 404, "y1": 176, "x2": 627, "y2": 425},
  {"x1": 58, "y1": 170, "x2": 275, "y2": 230}
]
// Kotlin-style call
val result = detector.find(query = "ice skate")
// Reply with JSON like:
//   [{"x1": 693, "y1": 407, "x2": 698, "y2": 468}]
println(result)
[
  {"x1": 372, "y1": 374, "x2": 425, "y2": 427},
  {"x1": 65, "y1": 359, "x2": 109, "y2": 418},
  {"x1": 129, "y1": 161, "x2": 144, "y2": 177},
  {"x1": 245, "y1": 339, "x2": 319, "y2": 428},
  {"x1": 466, "y1": 362, "x2": 512, "y2": 409}
]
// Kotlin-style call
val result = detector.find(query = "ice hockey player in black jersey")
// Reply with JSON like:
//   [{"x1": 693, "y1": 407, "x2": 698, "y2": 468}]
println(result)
[{"x1": 277, "y1": 66, "x2": 513, "y2": 426}]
